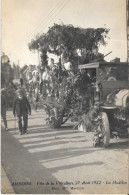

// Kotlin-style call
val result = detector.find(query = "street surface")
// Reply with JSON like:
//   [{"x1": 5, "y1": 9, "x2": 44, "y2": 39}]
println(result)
[
  {"x1": 1, "y1": 108, "x2": 129, "y2": 194},
  {"x1": 1, "y1": 166, "x2": 15, "y2": 194}
]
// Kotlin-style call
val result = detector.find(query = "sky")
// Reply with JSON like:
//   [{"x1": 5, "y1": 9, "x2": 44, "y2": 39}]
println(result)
[{"x1": 2, "y1": 0, "x2": 128, "y2": 67}]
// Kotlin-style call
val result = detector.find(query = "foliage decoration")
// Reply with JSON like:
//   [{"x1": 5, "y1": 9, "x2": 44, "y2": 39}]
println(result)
[
  {"x1": 28, "y1": 23, "x2": 110, "y2": 129},
  {"x1": 29, "y1": 24, "x2": 109, "y2": 66}
]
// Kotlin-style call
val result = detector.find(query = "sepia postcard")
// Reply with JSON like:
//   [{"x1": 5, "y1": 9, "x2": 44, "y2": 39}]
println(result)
[{"x1": 1, "y1": 0, "x2": 129, "y2": 194}]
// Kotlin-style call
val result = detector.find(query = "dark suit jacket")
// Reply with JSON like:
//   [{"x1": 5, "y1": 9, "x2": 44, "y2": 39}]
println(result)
[{"x1": 13, "y1": 96, "x2": 31, "y2": 116}]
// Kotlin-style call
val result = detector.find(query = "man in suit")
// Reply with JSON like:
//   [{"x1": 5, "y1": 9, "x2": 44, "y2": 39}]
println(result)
[{"x1": 13, "y1": 89, "x2": 31, "y2": 135}]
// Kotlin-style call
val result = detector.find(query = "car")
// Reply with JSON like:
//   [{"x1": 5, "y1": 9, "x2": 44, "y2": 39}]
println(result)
[{"x1": 78, "y1": 62, "x2": 129, "y2": 147}]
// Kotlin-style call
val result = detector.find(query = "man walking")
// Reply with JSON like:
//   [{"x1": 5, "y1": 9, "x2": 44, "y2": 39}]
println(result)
[{"x1": 13, "y1": 89, "x2": 31, "y2": 135}]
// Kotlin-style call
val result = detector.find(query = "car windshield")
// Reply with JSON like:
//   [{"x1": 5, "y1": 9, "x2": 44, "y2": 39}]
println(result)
[{"x1": 99, "y1": 66, "x2": 128, "y2": 81}]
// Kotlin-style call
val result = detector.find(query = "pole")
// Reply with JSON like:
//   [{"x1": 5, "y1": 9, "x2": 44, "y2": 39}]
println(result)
[
  {"x1": 38, "y1": 50, "x2": 40, "y2": 66},
  {"x1": 14, "y1": 116, "x2": 17, "y2": 134},
  {"x1": 104, "y1": 51, "x2": 112, "y2": 58}
]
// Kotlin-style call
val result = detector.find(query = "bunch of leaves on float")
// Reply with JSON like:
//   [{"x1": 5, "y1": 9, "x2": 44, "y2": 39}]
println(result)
[{"x1": 28, "y1": 24, "x2": 109, "y2": 128}]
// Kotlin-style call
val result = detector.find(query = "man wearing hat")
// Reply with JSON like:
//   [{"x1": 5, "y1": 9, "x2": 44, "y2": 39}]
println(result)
[
  {"x1": 16, "y1": 78, "x2": 27, "y2": 97},
  {"x1": 13, "y1": 89, "x2": 31, "y2": 135},
  {"x1": 91, "y1": 45, "x2": 104, "y2": 62}
]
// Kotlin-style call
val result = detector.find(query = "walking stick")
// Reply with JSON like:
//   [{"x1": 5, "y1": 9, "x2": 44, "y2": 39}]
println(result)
[{"x1": 14, "y1": 115, "x2": 17, "y2": 134}]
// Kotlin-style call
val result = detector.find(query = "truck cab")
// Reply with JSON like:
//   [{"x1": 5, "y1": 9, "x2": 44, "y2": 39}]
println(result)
[{"x1": 78, "y1": 62, "x2": 129, "y2": 147}]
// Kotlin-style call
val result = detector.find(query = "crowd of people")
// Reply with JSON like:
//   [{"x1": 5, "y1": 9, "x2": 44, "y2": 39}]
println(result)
[
  {"x1": 23, "y1": 58, "x2": 76, "y2": 111},
  {"x1": 1, "y1": 46, "x2": 105, "y2": 135},
  {"x1": 1, "y1": 57, "x2": 75, "y2": 135}
]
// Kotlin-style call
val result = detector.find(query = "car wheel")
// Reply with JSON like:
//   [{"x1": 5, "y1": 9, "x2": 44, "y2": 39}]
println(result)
[{"x1": 101, "y1": 112, "x2": 110, "y2": 147}]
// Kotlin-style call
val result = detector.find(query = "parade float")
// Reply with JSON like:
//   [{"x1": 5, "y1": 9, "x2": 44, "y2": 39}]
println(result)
[{"x1": 27, "y1": 24, "x2": 129, "y2": 147}]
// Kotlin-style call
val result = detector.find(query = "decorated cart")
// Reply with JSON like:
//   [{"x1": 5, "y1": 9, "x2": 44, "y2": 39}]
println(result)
[
  {"x1": 27, "y1": 23, "x2": 129, "y2": 147},
  {"x1": 41, "y1": 62, "x2": 129, "y2": 148}
]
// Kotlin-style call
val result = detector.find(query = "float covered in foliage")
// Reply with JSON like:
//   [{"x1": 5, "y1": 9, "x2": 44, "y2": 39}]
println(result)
[{"x1": 28, "y1": 24, "x2": 109, "y2": 129}]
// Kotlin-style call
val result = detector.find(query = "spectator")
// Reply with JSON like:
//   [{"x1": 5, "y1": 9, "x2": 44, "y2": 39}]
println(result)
[
  {"x1": 49, "y1": 58, "x2": 54, "y2": 70},
  {"x1": 42, "y1": 66, "x2": 52, "y2": 82},
  {"x1": 13, "y1": 89, "x2": 31, "y2": 135},
  {"x1": 15, "y1": 78, "x2": 27, "y2": 97},
  {"x1": 91, "y1": 46, "x2": 104, "y2": 62},
  {"x1": 1, "y1": 88, "x2": 8, "y2": 130}
]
